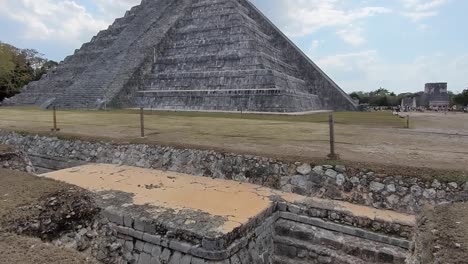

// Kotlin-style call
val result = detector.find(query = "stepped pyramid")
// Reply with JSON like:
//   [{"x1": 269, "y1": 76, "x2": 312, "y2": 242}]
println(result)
[{"x1": 8, "y1": 0, "x2": 358, "y2": 112}]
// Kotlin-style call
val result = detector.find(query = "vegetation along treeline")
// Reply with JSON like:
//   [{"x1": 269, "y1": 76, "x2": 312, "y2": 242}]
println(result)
[
  {"x1": 0, "y1": 41, "x2": 467, "y2": 106},
  {"x1": 350, "y1": 88, "x2": 468, "y2": 107},
  {"x1": 0, "y1": 41, "x2": 58, "y2": 101}
]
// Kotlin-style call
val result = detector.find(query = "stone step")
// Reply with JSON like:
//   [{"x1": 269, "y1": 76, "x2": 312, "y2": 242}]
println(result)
[
  {"x1": 275, "y1": 219, "x2": 408, "y2": 264},
  {"x1": 171, "y1": 35, "x2": 282, "y2": 54},
  {"x1": 191, "y1": 0, "x2": 249, "y2": 14},
  {"x1": 177, "y1": 24, "x2": 273, "y2": 43},
  {"x1": 49, "y1": 0, "x2": 185, "y2": 109},
  {"x1": 154, "y1": 52, "x2": 299, "y2": 76},
  {"x1": 163, "y1": 39, "x2": 284, "y2": 61},
  {"x1": 138, "y1": 88, "x2": 282, "y2": 95},
  {"x1": 154, "y1": 58, "x2": 264, "y2": 73},
  {"x1": 272, "y1": 255, "x2": 370, "y2": 264}
]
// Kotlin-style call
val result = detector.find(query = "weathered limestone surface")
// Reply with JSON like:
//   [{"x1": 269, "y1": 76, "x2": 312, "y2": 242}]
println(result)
[
  {"x1": 42, "y1": 164, "x2": 414, "y2": 264},
  {"x1": 273, "y1": 219, "x2": 407, "y2": 264},
  {"x1": 7, "y1": 0, "x2": 357, "y2": 112},
  {"x1": 1, "y1": 131, "x2": 467, "y2": 215}
]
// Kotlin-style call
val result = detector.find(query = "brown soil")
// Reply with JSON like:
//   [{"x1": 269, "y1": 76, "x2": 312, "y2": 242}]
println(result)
[
  {"x1": 0, "y1": 233, "x2": 98, "y2": 264},
  {"x1": 0, "y1": 169, "x2": 99, "y2": 264},
  {"x1": 0, "y1": 169, "x2": 69, "y2": 217},
  {"x1": 416, "y1": 203, "x2": 468, "y2": 264},
  {"x1": 0, "y1": 144, "x2": 14, "y2": 153}
]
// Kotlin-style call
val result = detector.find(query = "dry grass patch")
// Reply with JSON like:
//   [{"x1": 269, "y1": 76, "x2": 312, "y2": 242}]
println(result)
[{"x1": 1, "y1": 107, "x2": 468, "y2": 173}]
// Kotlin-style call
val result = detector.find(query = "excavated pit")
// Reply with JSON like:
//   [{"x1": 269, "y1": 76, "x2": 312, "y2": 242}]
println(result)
[
  {"x1": 34, "y1": 164, "x2": 415, "y2": 264},
  {"x1": 2, "y1": 136, "x2": 468, "y2": 263}
]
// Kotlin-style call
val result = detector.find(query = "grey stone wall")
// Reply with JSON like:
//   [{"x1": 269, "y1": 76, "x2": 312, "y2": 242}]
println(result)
[
  {"x1": 51, "y1": 193, "x2": 413, "y2": 264},
  {"x1": 1, "y1": 130, "x2": 467, "y2": 214},
  {"x1": 102, "y1": 211, "x2": 275, "y2": 264},
  {"x1": 281, "y1": 164, "x2": 468, "y2": 214}
]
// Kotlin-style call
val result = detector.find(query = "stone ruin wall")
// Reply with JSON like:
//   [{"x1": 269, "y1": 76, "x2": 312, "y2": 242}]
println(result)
[
  {"x1": 2, "y1": 132, "x2": 442, "y2": 263},
  {"x1": 0, "y1": 144, "x2": 35, "y2": 173},
  {"x1": 95, "y1": 207, "x2": 276, "y2": 264},
  {"x1": 1, "y1": 130, "x2": 467, "y2": 215},
  {"x1": 47, "y1": 193, "x2": 411, "y2": 264}
]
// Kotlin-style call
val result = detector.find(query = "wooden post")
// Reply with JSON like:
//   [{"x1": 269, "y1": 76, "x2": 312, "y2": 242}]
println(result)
[
  {"x1": 328, "y1": 112, "x2": 338, "y2": 160},
  {"x1": 406, "y1": 115, "x2": 410, "y2": 129},
  {"x1": 140, "y1": 108, "x2": 145, "y2": 138},
  {"x1": 51, "y1": 106, "x2": 60, "y2": 132}
]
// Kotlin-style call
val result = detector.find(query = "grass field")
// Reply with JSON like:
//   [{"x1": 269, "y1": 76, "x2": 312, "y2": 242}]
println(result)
[{"x1": 1, "y1": 107, "x2": 467, "y2": 174}]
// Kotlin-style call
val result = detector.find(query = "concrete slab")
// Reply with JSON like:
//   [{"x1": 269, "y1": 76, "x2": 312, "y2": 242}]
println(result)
[
  {"x1": 42, "y1": 164, "x2": 301, "y2": 236},
  {"x1": 41, "y1": 164, "x2": 415, "y2": 248}
]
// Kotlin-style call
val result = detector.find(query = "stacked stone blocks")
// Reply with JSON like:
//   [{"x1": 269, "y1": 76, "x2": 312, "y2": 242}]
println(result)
[{"x1": 7, "y1": 0, "x2": 357, "y2": 112}]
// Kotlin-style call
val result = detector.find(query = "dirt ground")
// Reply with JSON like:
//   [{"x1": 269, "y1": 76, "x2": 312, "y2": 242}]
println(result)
[
  {"x1": 415, "y1": 202, "x2": 468, "y2": 264},
  {"x1": 0, "y1": 168, "x2": 98, "y2": 264},
  {"x1": 0, "y1": 107, "x2": 467, "y2": 172},
  {"x1": 0, "y1": 233, "x2": 98, "y2": 264}
]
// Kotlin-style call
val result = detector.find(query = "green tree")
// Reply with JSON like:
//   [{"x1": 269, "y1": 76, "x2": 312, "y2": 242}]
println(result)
[
  {"x1": 349, "y1": 88, "x2": 403, "y2": 106},
  {"x1": 0, "y1": 42, "x2": 56, "y2": 101},
  {"x1": 454, "y1": 90, "x2": 468, "y2": 106},
  {"x1": 33, "y1": 60, "x2": 58, "y2": 81},
  {"x1": 0, "y1": 43, "x2": 17, "y2": 99},
  {"x1": 349, "y1": 91, "x2": 370, "y2": 104}
]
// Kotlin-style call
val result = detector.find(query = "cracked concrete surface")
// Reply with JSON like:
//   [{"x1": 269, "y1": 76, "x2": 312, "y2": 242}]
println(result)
[
  {"x1": 42, "y1": 164, "x2": 302, "y2": 234},
  {"x1": 42, "y1": 163, "x2": 416, "y2": 245}
]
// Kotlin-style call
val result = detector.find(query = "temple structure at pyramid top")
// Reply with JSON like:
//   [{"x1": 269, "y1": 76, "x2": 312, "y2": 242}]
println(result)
[{"x1": 7, "y1": 0, "x2": 358, "y2": 112}]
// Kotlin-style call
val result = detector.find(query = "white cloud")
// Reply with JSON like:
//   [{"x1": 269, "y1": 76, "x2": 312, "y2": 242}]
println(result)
[
  {"x1": 274, "y1": 0, "x2": 391, "y2": 37},
  {"x1": 0, "y1": 0, "x2": 111, "y2": 43},
  {"x1": 401, "y1": 0, "x2": 449, "y2": 11},
  {"x1": 311, "y1": 40, "x2": 320, "y2": 50},
  {"x1": 336, "y1": 26, "x2": 366, "y2": 46},
  {"x1": 251, "y1": 0, "x2": 390, "y2": 47},
  {"x1": 316, "y1": 50, "x2": 378, "y2": 72},
  {"x1": 400, "y1": 0, "x2": 449, "y2": 21},
  {"x1": 309, "y1": 40, "x2": 325, "y2": 54},
  {"x1": 93, "y1": 0, "x2": 141, "y2": 20},
  {"x1": 314, "y1": 50, "x2": 468, "y2": 93},
  {"x1": 0, "y1": 0, "x2": 142, "y2": 57}
]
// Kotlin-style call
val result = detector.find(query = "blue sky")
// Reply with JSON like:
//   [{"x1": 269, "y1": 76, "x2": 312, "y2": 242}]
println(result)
[{"x1": 0, "y1": 0, "x2": 466, "y2": 93}]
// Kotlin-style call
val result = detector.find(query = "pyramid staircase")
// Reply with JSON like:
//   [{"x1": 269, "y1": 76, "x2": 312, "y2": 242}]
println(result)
[{"x1": 7, "y1": 0, "x2": 357, "y2": 112}]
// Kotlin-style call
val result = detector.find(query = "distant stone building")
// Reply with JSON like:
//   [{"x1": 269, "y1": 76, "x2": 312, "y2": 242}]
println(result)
[
  {"x1": 421, "y1": 83, "x2": 450, "y2": 108},
  {"x1": 400, "y1": 83, "x2": 450, "y2": 110},
  {"x1": 401, "y1": 97, "x2": 417, "y2": 110},
  {"x1": 6, "y1": 0, "x2": 357, "y2": 112}
]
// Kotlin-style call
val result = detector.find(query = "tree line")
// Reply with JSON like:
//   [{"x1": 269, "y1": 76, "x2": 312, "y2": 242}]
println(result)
[
  {"x1": 453, "y1": 90, "x2": 468, "y2": 106},
  {"x1": 349, "y1": 88, "x2": 468, "y2": 107},
  {"x1": 0, "y1": 42, "x2": 58, "y2": 101}
]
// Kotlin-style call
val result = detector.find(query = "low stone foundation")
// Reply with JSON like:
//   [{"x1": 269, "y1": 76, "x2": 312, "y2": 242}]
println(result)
[
  {"x1": 41, "y1": 164, "x2": 414, "y2": 264},
  {"x1": 280, "y1": 164, "x2": 468, "y2": 214},
  {"x1": 1, "y1": 131, "x2": 467, "y2": 214}
]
